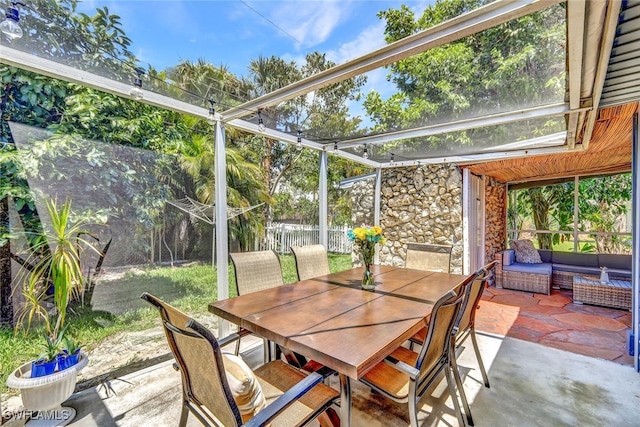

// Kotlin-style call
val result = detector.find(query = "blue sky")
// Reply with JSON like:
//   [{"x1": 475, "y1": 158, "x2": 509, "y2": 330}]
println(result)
[
  {"x1": 79, "y1": 1, "x2": 429, "y2": 77},
  {"x1": 76, "y1": 0, "x2": 431, "y2": 119}
]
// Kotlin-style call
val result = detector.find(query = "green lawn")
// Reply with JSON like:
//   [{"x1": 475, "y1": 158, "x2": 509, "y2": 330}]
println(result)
[{"x1": 0, "y1": 253, "x2": 353, "y2": 394}]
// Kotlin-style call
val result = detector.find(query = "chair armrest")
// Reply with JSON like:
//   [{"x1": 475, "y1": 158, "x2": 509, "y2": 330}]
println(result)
[
  {"x1": 384, "y1": 355, "x2": 419, "y2": 379},
  {"x1": 217, "y1": 329, "x2": 251, "y2": 348},
  {"x1": 243, "y1": 372, "x2": 324, "y2": 427}
]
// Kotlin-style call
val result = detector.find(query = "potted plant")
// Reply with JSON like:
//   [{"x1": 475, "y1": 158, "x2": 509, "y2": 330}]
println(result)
[
  {"x1": 6, "y1": 197, "x2": 98, "y2": 424},
  {"x1": 30, "y1": 333, "x2": 63, "y2": 378},
  {"x1": 57, "y1": 331, "x2": 82, "y2": 371}
]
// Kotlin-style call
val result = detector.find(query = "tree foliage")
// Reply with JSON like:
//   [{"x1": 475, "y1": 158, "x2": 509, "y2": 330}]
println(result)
[
  {"x1": 364, "y1": 0, "x2": 566, "y2": 155},
  {"x1": 510, "y1": 174, "x2": 632, "y2": 253},
  {"x1": 238, "y1": 53, "x2": 367, "y2": 222}
]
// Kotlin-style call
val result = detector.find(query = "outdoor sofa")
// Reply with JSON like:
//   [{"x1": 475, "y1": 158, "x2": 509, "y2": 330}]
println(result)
[{"x1": 494, "y1": 248, "x2": 632, "y2": 296}]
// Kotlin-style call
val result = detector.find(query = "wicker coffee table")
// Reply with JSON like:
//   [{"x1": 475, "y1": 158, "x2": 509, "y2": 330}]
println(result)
[{"x1": 573, "y1": 275, "x2": 632, "y2": 310}]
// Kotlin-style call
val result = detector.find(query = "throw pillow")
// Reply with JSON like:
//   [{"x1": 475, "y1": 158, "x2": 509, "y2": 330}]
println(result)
[
  {"x1": 222, "y1": 352, "x2": 267, "y2": 422},
  {"x1": 510, "y1": 239, "x2": 542, "y2": 264}
]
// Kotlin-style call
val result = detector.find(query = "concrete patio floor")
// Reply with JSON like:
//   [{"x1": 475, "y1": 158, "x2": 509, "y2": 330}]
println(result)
[
  {"x1": 4, "y1": 331, "x2": 640, "y2": 427},
  {"x1": 2, "y1": 285, "x2": 638, "y2": 426}
]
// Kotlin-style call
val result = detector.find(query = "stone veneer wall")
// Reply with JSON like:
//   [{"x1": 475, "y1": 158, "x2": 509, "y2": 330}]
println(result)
[
  {"x1": 349, "y1": 178, "x2": 375, "y2": 227},
  {"x1": 348, "y1": 177, "x2": 376, "y2": 266},
  {"x1": 485, "y1": 176, "x2": 507, "y2": 258},
  {"x1": 484, "y1": 176, "x2": 507, "y2": 285},
  {"x1": 348, "y1": 166, "x2": 506, "y2": 276},
  {"x1": 379, "y1": 165, "x2": 463, "y2": 274}
]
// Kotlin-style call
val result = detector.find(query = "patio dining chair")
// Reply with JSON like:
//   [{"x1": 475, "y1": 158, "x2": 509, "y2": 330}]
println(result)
[
  {"x1": 290, "y1": 245, "x2": 331, "y2": 281},
  {"x1": 452, "y1": 260, "x2": 498, "y2": 389},
  {"x1": 409, "y1": 264, "x2": 497, "y2": 426},
  {"x1": 358, "y1": 287, "x2": 469, "y2": 427},
  {"x1": 140, "y1": 292, "x2": 340, "y2": 427},
  {"x1": 405, "y1": 243, "x2": 453, "y2": 273},
  {"x1": 230, "y1": 250, "x2": 285, "y2": 362}
]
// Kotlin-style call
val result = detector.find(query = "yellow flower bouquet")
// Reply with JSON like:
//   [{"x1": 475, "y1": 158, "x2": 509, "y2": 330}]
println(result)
[{"x1": 348, "y1": 225, "x2": 386, "y2": 290}]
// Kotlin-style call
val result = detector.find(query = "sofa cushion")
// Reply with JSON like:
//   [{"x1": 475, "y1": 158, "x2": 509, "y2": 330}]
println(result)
[
  {"x1": 502, "y1": 250, "x2": 515, "y2": 266},
  {"x1": 537, "y1": 249, "x2": 552, "y2": 263},
  {"x1": 551, "y1": 263, "x2": 601, "y2": 276},
  {"x1": 551, "y1": 251, "x2": 598, "y2": 267},
  {"x1": 598, "y1": 254, "x2": 632, "y2": 270},
  {"x1": 503, "y1": 262, "x2": 552, "y2": 275},
  {"x1": 510, "y1": 240, "x2": 543, "y2": 264}
]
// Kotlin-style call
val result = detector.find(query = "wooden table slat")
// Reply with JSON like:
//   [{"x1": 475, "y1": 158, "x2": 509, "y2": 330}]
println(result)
[{"x1": 209, "y1": 267, "x2": 465, "y2": 379}]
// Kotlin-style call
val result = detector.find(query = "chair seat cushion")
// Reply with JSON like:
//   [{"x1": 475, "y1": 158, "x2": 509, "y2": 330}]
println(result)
[
  {"x1": 222, "y1": 352, "x2": 267, "y2": 422},
  {"x1": 503, "y1": 263, "x2": 552, "y2": 275},
  {"x1": 361, "y1": 346, "x2": 418, "y2": 401}
]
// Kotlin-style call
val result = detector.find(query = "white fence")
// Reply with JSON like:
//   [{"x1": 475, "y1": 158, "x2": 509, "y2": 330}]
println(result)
[{"x1": 257, "y1": 223, "x2": 353, "y2": 254}]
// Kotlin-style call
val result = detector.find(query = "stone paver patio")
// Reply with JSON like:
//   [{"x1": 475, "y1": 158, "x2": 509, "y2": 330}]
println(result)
[{"x1": 477, "y1": 286, "x2": 633, "y2": 366}]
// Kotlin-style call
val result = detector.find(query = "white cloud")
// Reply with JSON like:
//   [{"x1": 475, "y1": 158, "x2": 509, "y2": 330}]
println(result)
[
  {"x1": 325, "y1": 20, "x2": 387, "y2": 64},
  {"x1": 267, "y1": 0, "x2": 354, "y2": 48}
]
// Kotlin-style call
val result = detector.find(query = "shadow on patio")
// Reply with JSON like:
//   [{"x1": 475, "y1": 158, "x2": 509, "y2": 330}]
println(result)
[{"x1": 5, "y1": 329, "x2": 640, "y2": 426}]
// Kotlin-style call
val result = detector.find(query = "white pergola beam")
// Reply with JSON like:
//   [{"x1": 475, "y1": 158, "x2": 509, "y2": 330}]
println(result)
[
  {"x1": 214, "y1": 119, "x2": 229, "y2": 339},
  {"x1": 566, "y1": 0, "x2": 586, "y2": 149},
  {"x1": 582, "y1": 0, "x2": 623, "y2": 150},
  {"x1": 221, "y1": 0, "x2": 563, "y2": 121},
  {"x1": 319, "y1": 151, "x2": 328, "y2": 248},
  {"x1": 0, "y1": 46, "x2": 208, "y2": 117},
  {"x1": 0, "y1": 46, "x2": 344, "y2": 155},
  {"x1": 381, "y1": 135, "x2": 577, "y2": 168},
  {"x1": 337, "y1": 103, "x2": 571, "y2": 149},
  {"x1": 0, "y1": 46, "x2": 581, "y2": 169}
]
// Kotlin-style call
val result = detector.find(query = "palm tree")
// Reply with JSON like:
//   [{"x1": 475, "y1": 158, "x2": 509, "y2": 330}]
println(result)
[
  {"x1": 179, "y1": 116, "x2": 270, "y2": 250},
  {"x1": 166, "y1": 59, "x2": 247, "y2": 109}
]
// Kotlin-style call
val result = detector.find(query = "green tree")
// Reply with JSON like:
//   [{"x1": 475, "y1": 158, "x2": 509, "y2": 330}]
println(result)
[
  {"x1": 240, "y1": 53, "x2": 366, "y2": 223},
  {"x1": 364, "y1": 1, "x2": 565, "y2": 154},
  {"x1": 178, "y1": 118, "x2": 270, "y2": 250},
  {"x1": 165, "y1": 59, "x2": 247, "y2": 110},
  {"x1": 577, "y1": 175, "x2": 631, "y2": 253},
  {"x1": 0, "y1": 1, "x2": 137, "y2": 324},
  {"x1": 511, "y1": 175, "x2": 631, "y2": 253}
]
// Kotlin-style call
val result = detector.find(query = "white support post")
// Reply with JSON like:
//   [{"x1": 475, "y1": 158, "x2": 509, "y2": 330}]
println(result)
[
  {"x1": 632, "y1": 109, "x2": 639, "y2": 372},
  {"x1": 374, "y1": 168, "x2": 382, "y2": 264},
  {"x1": 509, "y1": 186, "x2": 515, "y2": 244},
  {"x1": 319, "y1": 151, "x2": 328, "y2": 248},
  {"x1": 462, "y1": 168, "x2": 471, "y2": 275},
  {"x1": 480, "y1": 175, "x2": 486, "y2": 268},
  {"x1": 215, "y1": 119, "x2": 230, "y2": 339}
]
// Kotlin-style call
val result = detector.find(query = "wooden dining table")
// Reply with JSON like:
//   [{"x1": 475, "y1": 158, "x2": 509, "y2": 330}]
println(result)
[{"x1": 209, "y1": 264, "x2": 466, "y2": 426}]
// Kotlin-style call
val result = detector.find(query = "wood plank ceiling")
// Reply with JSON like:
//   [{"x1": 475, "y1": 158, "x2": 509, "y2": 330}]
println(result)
[{"x1": 463, "y1": 102, "x2": 637, "y2": 184}]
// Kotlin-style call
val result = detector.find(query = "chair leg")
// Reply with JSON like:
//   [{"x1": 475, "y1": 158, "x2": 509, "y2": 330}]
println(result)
[
  {"x1": 235, "y1": 335, "x2": 241, "y2": 356},
  {"x1": 445, "y1": 366, "x2": 467, "y2": 427},
  {"x1": 262, "y1": 338, "x2": 272, "y2": 363},
  {"x1": 408, "y1": 391, "x2": 420, "y2": 427},
  {"x1": 470, "y1": 329, "x2": 490, "y2": 388},
  {"x1": 178, "y1": 401, "x2": 189, "y2": 427},
  {"x1": 450, "y1": 355, "x2": 474, "y2": 426}
]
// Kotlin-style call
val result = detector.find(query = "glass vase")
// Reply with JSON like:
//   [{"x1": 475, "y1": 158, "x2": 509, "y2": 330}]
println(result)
[{"x1": 361, "y1": 263, "x2": 375, "y2": 291}]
